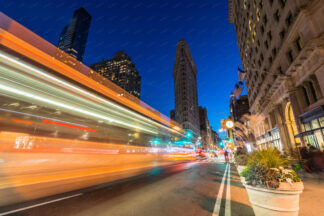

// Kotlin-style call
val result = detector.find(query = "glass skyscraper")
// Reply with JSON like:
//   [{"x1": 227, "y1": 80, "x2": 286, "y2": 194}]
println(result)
[{"x1": 58, "y1": 8, "x2": 91, "y2": 62}]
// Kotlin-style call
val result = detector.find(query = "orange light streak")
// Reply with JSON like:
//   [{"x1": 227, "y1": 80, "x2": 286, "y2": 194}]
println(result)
[{"x1": 42, "y1": 119, "x2": 97, "y2": 132}]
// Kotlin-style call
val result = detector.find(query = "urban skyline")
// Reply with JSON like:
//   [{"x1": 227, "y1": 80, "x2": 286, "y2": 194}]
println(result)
[{"x1": 1, "y1": 1, "x2": 324, "y2": 215}]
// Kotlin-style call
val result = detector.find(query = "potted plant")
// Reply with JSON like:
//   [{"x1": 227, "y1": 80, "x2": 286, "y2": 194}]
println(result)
[{"x1": 241, "y1": 148, "x2": 303, "y2": 216}]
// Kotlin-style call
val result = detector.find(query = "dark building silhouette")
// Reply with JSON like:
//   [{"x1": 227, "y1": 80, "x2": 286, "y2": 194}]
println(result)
[
  {"x1": 58, "y1": 8, "x2": 91, "y2": 62},
  {"x1": 230, "y1": 94, "x2": 250, "y2": 122},
  {"x1": 172, "y1": 39, "x2": 200, "y2": 138},
  {"x1": 90, "y1": 51, "x2": 141, "y2": 98},
  {"x1": 170, "y1": 110, "x2": 175, "y2": 121},
  {"x1": 199, "y1": 106, "x2": 212, "y2": 150}
]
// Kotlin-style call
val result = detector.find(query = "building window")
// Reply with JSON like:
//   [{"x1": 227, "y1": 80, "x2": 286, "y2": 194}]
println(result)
[
  {"x1": 264, "y1": 40, "x2": 269, "y2": 49},
  {"x1": 261, "y1": 53, "x2": 264, "y2": 61},
  {"x1": 296, "y1": 37, "x2": 303, "y2": 51},
  {"x1": 302, "y1": 86, "x2": 310, "y2": 106},
  {"x1": 272, "y1": 47, "x2": 277, "y2": 56},
  {"x1": 263, "y1": 15, "x2": 268, "y2": 25},
  {"x1": 280, "y1": 0, "x2": 286, "y2": 7},
  {"x1": 269, "y1": 56, "x2": 273, "y2": 64},
  {"x1": 261, "y1": 25, "x2": 265, "y2": 34},
  {"x1": 267, "y1": 31, "x2": 272, "y2": 41},
  {"x1": 257, "y1": 7, "x2": 261, "y2": 21},
  {"x1": 259, "y1": 1, "x2": 263, "y2": 9},
  {"x1": 274, "y1": 9, "x2": 280, "y2": 22},
  {"x1": 269, "y1": 0, "x2": 274, "y2": 6},
  {"x1": 280, "y1": 28, "x2": 286, "y2": 39},
  {"x1": 286, "y1": 12, "x2": 293, "y2": 27},
  {"x1": 287, "y1": 49, "x2": 294, "y2": 63},
  {"x1": 309, "y1": 81, "x2": 318, "y2": 101}
]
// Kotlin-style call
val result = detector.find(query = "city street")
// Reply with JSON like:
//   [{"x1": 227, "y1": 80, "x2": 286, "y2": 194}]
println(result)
[
  {"x1": 0, "y1": 160, "x2": 254, "y2": 216},
  {"x1": 1, "y1": 0, "x2": 324, "y2": 215}
]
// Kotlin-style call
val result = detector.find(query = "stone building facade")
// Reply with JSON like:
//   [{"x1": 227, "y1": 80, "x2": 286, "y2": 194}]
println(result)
[
  {"x1": 172, "y1": 39, "x2": 200, "y2": 138},
  {"x1": 229, "y1": 0, "x2": 324, "y2": 153},
  {"x1": 90, "y1": 51, "x2": 141, "y2": 98}
]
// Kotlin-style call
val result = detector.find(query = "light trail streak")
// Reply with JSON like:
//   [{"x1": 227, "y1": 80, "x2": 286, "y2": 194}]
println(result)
[
  {"x1": 0, "y1": 107, "x2": 90, "y2": 128},
  {"x1": 42, "y1": 119, "x2": 97, "y2": 132},
  {"x1": 0, "y1": 63, "x2": 158, "y2": 132},
  {"x1": 0, "y1": 51, "x2": 183, "y2": 136},
  {"x1": 0, "y1": 83, "x2": 158, "y2": 134}
]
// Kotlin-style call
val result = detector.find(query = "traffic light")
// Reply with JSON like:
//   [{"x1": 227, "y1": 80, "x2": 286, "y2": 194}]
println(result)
[
  {"x1": 152, "y1": 138, "x2": 160, "y2": 144},
  {"x1": 186, "y1": 131, "x2": 193, "y2": 138}
]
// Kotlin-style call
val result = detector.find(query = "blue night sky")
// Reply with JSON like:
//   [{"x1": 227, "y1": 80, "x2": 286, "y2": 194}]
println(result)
[{"x1": 2, "y1": 0, "x2": 244, "y2": 136}]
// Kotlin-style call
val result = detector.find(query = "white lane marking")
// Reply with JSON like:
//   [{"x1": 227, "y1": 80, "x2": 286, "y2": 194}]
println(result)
[
  {"x1": 213, "y1": 163, "x2": 229, "y2": 216},
  {"x1": 225, "y1": 164, "x2": 231, "y2": 216},
  {"x1": 0, "y1": 193, "x2": 82, "y2": 216}
]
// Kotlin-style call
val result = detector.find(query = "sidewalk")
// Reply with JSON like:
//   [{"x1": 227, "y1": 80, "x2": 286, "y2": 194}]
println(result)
[
  {"x1": 299, "y1": 176, "x2": 324, "y2": 216},
  {"x1": 227, "y1": 161, "x2": 324, "y2": 216}
]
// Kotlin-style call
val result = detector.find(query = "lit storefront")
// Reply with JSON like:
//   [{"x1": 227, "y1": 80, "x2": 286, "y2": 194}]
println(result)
[
  {"x1": 256, "y1": 128, "x2": 282, "y2": 152},
  {"x1": 296, "y1": 106, "x2": 324, "y2": 151}
]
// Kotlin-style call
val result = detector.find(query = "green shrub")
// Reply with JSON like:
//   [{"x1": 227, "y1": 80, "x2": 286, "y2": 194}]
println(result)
[
  {"x1": 236, "y1": 154, "x2": 249, "y2": 165},
  {"x1": 243, "y1": 147, "x2": 300, "y2": 189}
]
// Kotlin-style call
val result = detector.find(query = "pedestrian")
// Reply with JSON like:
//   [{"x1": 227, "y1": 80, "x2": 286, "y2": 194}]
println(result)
[{"x1": 224, "y1": 150, "x2": 229, "y2": 162}]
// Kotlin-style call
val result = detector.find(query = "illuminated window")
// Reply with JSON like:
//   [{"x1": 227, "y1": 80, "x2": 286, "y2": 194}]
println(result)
[
  {"x1": 296, "y1": 37, "x2": 303, "y2": 51},
  {"x1": 256, "y1": 8, "x2": 261, "y2": 22}
]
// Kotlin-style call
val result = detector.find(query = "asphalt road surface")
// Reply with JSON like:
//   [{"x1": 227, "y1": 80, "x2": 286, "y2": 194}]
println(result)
[{"x1": 0, "y1": 160, "x2": 254, "y2": 216}]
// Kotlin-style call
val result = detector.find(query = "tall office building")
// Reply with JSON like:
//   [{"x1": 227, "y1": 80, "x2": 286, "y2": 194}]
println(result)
[
  {"x1": 90, "y1": 51, "x2": 141, "y2": 98},
  {"x1": 172, "y1": 39, "x2": 200, "y2": 137},
  {"x1": 58, "y1": 8, "x2": 91, "y2": 62},
  {"x1": 199, "y1": 106, "x2": 213, "y2": 150},
  {"x1": 229, "y1": 0, "x2": 324, "y2": 152}
]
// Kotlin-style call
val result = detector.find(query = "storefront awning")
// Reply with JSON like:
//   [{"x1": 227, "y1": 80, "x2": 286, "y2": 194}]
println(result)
[
  {"x1": 299, "y1": 105, "x2": 324, "y2": 123},
  {"x1": 294, "y1": 127, "x2": 324, "y2": 138}
]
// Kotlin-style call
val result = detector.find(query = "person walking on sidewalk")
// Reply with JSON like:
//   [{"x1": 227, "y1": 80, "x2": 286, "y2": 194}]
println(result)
[{"x1": 224, "y1": 150, "x2": 229, "y2": 163}]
